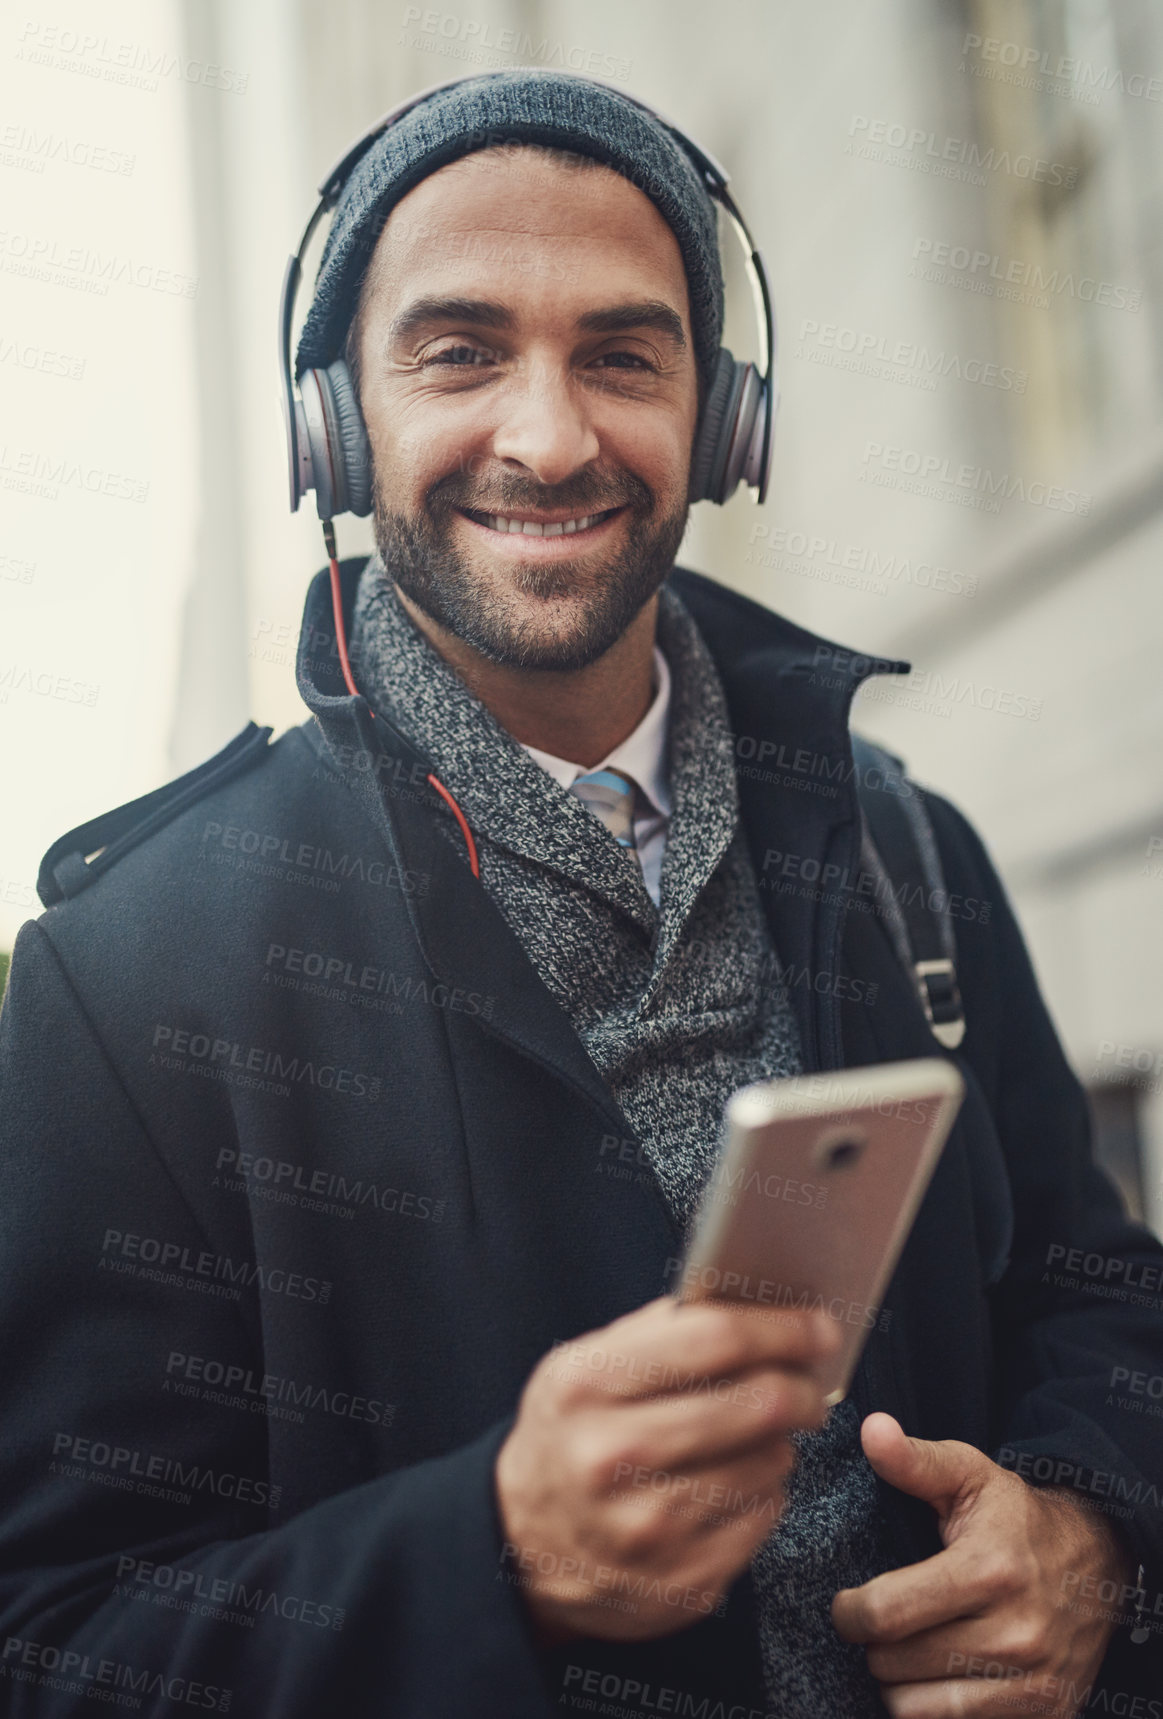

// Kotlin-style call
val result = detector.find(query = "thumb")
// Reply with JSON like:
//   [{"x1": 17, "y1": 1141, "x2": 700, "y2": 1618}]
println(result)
[{"x1": 860, "y1": 1412, "x2": 990, "y2": 1519}]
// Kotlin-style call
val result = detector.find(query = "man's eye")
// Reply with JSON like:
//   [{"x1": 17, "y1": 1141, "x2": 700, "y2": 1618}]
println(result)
[
  {"x1": 423, "y1": 344, "x2": 493, "y2": 367},
  {"x1": 595, "y1": 352, "x2": 655, "y2": 371}
]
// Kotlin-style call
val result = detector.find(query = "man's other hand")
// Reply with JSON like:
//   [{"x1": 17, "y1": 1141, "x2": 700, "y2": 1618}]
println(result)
[
  {"x1": 494, "y1": 1293, "x2": 840, "y2": 1645},
  {"x1": 832, "y1": 1412, "x2": 1138, "y2": 1717}
]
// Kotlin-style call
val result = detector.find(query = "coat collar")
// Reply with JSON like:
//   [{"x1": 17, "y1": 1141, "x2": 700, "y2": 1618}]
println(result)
[
  {"x1": 661, "y1": 569, "x2": 911, "y2": 1067},
  {"x1": 296, "y1": 557, "x2": 909, "y2": 1105}
]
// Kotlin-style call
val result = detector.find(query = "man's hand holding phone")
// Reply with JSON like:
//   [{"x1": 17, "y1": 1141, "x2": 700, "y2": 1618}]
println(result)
[
  {"x1": 494, "y1": 1294, "x2": 840, "y2": 1646},
  {"x1": 495, "y1": 1063, "x2": 960, "y2": 1649}
]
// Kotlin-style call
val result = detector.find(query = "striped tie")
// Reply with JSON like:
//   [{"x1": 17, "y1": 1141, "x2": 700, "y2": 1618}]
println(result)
[{"x1": 568, "y1": 766, "x2": 642, "y2": 867}]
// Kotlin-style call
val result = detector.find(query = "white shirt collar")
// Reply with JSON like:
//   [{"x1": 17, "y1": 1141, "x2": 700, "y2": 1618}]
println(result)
[{"x1": 519, "y1": 645, "x2": 672, "y2": 819}]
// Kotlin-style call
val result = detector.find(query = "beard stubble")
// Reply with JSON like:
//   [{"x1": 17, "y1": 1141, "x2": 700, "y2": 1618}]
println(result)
[{"x1": 368, "y1": 464, "x2": 690, "y2": 672}]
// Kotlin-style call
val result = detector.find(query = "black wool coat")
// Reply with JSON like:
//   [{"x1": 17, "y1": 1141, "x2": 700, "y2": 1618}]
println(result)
[{"x1": 1, "y1": 562, "x2": 1161, "y2": 1717}]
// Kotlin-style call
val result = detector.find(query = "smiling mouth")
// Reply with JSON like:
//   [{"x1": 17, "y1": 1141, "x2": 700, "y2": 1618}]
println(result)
[{"x1": 457, "y1": 505, "x2": 623, "y2": 538}]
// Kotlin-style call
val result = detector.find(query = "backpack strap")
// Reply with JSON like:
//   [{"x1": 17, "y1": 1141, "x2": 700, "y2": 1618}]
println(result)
[
  {"x1": 37, "y1": 721, "x2": 273, "y2": 908},
  {"x1": 851, "y1": 734, "x2": 966, "y2": 1049}
]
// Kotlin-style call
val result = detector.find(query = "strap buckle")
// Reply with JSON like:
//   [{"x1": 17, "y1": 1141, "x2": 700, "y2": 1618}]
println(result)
[{"x1": 914, "y1": 958, "x2": 966, "y2": 1049}]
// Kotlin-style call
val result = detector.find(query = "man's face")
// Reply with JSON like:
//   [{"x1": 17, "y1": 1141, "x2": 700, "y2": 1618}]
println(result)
[{"x1": 349, "y1": 146, "x2": 701, "y2": 671}]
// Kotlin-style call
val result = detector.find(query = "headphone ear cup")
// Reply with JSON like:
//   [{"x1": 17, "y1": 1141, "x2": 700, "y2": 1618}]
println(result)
[
  {"x1": 688, "y1": 348, "x2": 737, "y2": 505},
  {"x1": 298, "y1": 360, "x2": 372, "y2": 519},
  {"x1": 323, "y1": 359, "x2": 372, "y2": 518},
  {"x1": 717, "y1": 361, "x2": 765, "y2": 501}
]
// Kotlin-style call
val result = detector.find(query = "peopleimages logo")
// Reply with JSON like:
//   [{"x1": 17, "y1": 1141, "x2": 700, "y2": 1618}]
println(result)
[
  {"x1": 0, "y1": 337, "x2": 84, "y2": 381},
  {"x1": 397, "y1": 8, "x2": 632, "y2": 80},
  {"x1": 214, "y1": 1147, "x2": 447, "y2": 1225},
  {"x1": 0, "y1": 1637, "x2": 232, "y2": 1710},
  {"x1": 51, "y1": 1431, "x2": 278, "y2": 1510},
  {"x1": 910, "y1": 237, "x2": 1141, "y2": 312},
  {"x1": 795, "y1": 318, "x2": 1027, "y2": 395},
  {"x1": 0, "y1": 123, "x2": 136, "y2": 175},
  {"x1": 748, "y1": 521, "x2": 979, "y2": 598},
  {"x1": 115, "y1": 1556, "x2": 344, "y2": 1631},
  {"x1": 861, "y1": 669, "x2": 1043, "y2": 723},
  {"x1": 263, "y1": 942, "x2": 494, "y2": 1020},
  {"x1": 15, "y1": 20, "x2": 250, "y2": 95},
  {"x1": 150, "y1": 1023, "x2": 382, "y2": 1102},
  {"x1": 848, "y1": 114, "x2": 1076, "y2": 186},
  {"x1": 760, "y1": 839, "x2": 992, "y2": 927},
  {"x1": 199, "y1": 820, "x2": 429, "y2": 897},
  {"x1": 561, "y1": 1667, "x2": 772, "y2": 1715},
  {"x1": 0, "y1": 228, "x2": 197, "y2": 297},
  {"x1": 0, "y1": 444, "x2": 148, "y2": 503},
  {"x1": 959, "y1": 31, "x2": 1162, "y2": 105},
  {"x1": 99, "y1": 1227, "x2": 332, "y2": 1305},
  {"x1": 861, "y1": 440, "x2": 1091, "y2": 516},
  {"x1": 0, "y1": 661, "x2": 99, "y2": 706},
  {"x1": 164, "y1": 1350, "x2": 396, "y2": 1429}
]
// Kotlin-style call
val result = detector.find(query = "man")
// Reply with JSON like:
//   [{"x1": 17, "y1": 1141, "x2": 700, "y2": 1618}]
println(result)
[{"x1": 0, "y1": 70, "x2": 1160, "y2": 1719}]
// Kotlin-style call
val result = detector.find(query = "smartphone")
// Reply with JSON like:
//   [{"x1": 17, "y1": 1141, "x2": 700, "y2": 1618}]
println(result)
[{"x1": 673, "y1": 1058, "x2": 965, "y2": 1404}]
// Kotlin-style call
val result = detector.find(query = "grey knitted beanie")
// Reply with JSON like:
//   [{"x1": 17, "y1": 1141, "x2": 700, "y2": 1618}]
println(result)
[{"x1": 294, "y1": 69, "x2": 725, "y2": 396}]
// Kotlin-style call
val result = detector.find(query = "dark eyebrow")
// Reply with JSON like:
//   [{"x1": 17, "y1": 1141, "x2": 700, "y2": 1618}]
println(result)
[
  {"x1": 386, "y1": 295, "x2": 687, "y2": 350},
  {"x1": 386, "y1": 297, "x2": 515, "y2": 347},
  {"x1": 575, "y1": 300, "x2": 687, "y2": 349}
]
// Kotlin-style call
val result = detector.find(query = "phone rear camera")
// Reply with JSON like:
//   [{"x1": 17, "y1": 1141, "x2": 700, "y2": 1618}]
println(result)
[{"x1": 819, "y1": 1136, "x2": 865, "y2": 1171}]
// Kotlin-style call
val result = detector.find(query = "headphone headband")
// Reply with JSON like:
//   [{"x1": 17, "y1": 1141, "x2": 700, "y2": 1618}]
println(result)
[{"x1": 280, "y1": 70, "x2": 778, "y2": 513}]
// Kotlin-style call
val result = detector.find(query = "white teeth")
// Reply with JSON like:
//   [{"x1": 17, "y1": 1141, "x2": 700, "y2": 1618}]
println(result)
[{"x1": 480, "y1": 511, "x2": 605, "y2": 536}]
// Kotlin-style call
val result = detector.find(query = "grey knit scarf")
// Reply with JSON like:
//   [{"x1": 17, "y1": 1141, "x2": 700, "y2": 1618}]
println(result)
[{"x1": 348, "y1": 555, "x2": 891, "y2": 1717}]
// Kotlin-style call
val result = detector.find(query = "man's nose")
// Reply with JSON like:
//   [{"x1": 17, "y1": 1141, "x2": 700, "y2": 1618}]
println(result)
[{"x1": 489, "y1": 362, "x2": 602, "y2": 487}]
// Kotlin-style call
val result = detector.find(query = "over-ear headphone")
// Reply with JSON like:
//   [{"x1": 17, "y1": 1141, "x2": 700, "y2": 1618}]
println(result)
[{"x1": 279, "y1": 70, "x2": 779, "y2": 518}]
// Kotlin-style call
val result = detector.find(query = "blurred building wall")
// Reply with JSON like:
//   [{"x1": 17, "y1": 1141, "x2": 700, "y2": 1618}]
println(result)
[{"x1": 0, "y1": 0, "x2": 202, "y2": 934}]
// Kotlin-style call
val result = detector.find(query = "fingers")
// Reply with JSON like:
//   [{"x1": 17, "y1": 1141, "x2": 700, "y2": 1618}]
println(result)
[
  {"x1": 879, "y1": 1675, "x2": 1033, "y2": 1718},
  {"x1": 878, "y1": 1664, "x2": 1086, "y2": 1719},
  {"x1": 860, "y1": 1415, "x2": 992, "y2": 1516},
  {"x1": 599, "y1": 1445, "x2": 795, "y2": 1571},
  {"x1": 833, "y1": 1542, "x2": 1019, "y2": 1645},
  {"x1": 544, "y1": 1295, "x2": 840, "y2": 1409},
  {"x1": 584, "y1": 1363, "x2": 831, "y2": 1479},
  {"x1": 864, "y1": 1612, "x2": 1047, "y2": 1685},
  {"x1": 498, "y1": 1295, "x2": 844, "y2": 1647}
]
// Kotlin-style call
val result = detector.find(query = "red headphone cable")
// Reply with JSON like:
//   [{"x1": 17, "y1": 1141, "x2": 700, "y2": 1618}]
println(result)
[{"x1": 322, "y1": 519, "x2": 481, "y2": 881}]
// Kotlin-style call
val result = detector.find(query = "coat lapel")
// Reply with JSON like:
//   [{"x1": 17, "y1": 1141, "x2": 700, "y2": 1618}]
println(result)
[{"x1": 668, "y1": 569, "x2": 909, "y2": 1070}]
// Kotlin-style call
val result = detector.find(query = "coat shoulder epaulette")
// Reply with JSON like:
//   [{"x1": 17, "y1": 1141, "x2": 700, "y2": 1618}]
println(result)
[{"x1": 37, "y1": 721, "x2": 273, "y2": 909}]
